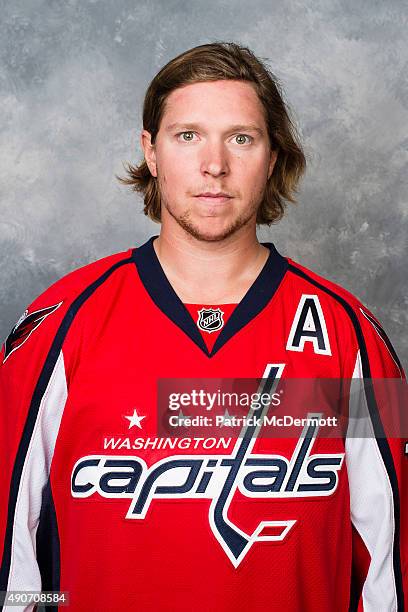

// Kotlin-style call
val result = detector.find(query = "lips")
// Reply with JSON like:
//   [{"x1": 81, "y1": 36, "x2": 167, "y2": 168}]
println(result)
[
  {"x1": 194, "y1": 192, "x2": 233, "y2": 203},
  {"x1": 196, "y1": 192, "x2": 232, "y2": 198}
]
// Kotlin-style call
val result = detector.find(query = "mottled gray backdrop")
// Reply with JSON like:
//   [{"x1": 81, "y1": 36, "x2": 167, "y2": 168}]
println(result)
[{"x1": 1, "y1": 0, "x2": 407, "y2": 367}]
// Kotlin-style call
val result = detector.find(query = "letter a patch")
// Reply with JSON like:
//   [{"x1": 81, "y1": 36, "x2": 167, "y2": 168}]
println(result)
[{"x1": 286, "y1": 295, "x2": 331, "y2": 355}]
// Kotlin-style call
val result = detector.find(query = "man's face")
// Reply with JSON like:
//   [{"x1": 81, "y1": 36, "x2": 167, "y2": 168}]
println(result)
[{"x1": 141, "y1": 79, "x2": 277, "y2": 242}]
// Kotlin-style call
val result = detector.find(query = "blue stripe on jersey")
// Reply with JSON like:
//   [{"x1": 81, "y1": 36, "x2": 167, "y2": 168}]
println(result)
[{"x1": 36, "y1": 476, "x2": 60, "y2": 611}]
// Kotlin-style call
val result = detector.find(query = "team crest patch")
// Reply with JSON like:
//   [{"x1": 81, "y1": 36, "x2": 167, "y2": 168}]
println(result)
[
  {"x1": 2, "y1": 301, "x2": 63, "y2": 363},
  {"x1": 197, "y1": 308, "x2": 224, "y2": 333}
]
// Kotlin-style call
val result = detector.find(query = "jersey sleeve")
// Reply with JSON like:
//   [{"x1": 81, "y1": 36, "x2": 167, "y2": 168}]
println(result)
[
  {"x1": 0, "y1": 296, "x2": 69, "y2": 611},
  {"x1": 345, "y1": 304, "x2": 407, "y2": 611}
]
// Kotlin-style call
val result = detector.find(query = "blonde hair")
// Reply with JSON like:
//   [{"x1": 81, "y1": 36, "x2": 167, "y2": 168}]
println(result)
[{"x1": 117, "y1": 41, "x2": 306, "y2": 225}]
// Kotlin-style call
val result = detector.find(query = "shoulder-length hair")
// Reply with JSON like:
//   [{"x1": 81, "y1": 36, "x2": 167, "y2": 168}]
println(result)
[{"x1": 117, "y1": 41, "x2": 306, "y2": 225}]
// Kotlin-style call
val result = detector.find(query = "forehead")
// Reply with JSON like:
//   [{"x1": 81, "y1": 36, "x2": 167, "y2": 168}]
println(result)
[{"x1": 160, "y1": 80, "x2": 267, "y2": 128}]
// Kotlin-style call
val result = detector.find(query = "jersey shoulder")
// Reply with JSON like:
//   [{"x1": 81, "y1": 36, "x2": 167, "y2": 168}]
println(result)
[
  {"x1": 1, "y1": 248, "x2": 135, "y2": 366},
  {"x1": 286, "y1": 257, "x2": 365, "y2": 312},
  {"x1": 29, "y1": 248, "x2": 135, "y2": 309},
  {"x1": 285, "y1": 256, "x2": 404, "y2": 377}
]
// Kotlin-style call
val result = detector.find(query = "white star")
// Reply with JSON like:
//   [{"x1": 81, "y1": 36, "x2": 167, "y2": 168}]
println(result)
[
  {"x1": 124, "y1": 408, "x2": 146, "y2": 429},
  {"x1": 177, "y1": 409, "x2": 189, "y2": 428},
  {"x1": 219, "y1": 409, "x2": 233, "y2": 427}
]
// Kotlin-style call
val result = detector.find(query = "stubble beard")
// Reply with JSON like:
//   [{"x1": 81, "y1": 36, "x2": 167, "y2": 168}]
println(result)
[{"x1": 161, "y1": 193, "x2": 262, "y2": 243}]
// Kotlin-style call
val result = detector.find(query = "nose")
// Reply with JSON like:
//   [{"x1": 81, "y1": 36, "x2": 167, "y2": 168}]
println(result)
[{"x1": 200, "y1": 139, "x2": 230, "y2": 177}]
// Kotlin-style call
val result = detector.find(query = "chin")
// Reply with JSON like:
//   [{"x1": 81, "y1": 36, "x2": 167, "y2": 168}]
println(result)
[
  {"x1": 180, "y1": 218, "x2": 250, "y2": 242},
  {"x1": 190, "y1": 231, "x2": 231, "y2": 243}
]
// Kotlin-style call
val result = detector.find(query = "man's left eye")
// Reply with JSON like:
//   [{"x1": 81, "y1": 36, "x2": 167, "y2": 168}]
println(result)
[{"x1": 234, "y1": 134, "x2": 252, "y2": 144}]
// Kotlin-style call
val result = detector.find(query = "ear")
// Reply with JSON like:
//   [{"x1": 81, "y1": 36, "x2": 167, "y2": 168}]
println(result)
[
  {"x1": 140, "y1": 129, "x2": 157, "y2": 177},
  {"x1": 267, "y1": 149, "x2": 278, "y2": 180}
]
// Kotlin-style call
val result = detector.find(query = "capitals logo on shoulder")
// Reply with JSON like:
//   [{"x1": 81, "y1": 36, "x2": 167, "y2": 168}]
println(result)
[
  {"x1": 2, "y1": 301, "x2": 63, "y2": 363},
  {"x1": 197, "y1": 307, "x2": 224, "y2": 333}
]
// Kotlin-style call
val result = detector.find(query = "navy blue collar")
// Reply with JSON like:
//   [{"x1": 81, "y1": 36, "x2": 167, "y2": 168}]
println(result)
[{"x1": 132, "y1": 236, "x2": 288, "y2": 358}]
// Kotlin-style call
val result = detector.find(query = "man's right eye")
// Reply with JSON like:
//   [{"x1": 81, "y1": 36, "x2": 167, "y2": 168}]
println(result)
[{"x1": 177, "y1": 131, "x2": 196, "y2": 142}]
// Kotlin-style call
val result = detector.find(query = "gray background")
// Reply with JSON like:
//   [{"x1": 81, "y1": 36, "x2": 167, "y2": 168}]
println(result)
[{"x1": 1, "y1": 0, "x2": 407, "y2": 367}]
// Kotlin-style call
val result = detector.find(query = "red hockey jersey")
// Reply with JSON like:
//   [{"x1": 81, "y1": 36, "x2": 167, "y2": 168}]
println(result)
[{"x1": 0, "y1": 236, "x2": 406, "y2": 611}]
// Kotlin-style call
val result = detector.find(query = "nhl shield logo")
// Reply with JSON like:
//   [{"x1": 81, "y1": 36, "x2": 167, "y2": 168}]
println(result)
[{"x1": 197, "y1": 308, "x2": 224, "y2": 333}]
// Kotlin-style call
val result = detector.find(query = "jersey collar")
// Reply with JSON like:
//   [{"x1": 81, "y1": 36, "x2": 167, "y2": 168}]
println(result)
[{"x1": 132, "y1": 235, "x2": 288, "y2": 358}]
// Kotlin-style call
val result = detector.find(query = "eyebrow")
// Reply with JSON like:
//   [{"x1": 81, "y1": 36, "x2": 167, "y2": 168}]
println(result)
[{"x1": 165, "y1": 122, "x2": 265, "y2": 136}]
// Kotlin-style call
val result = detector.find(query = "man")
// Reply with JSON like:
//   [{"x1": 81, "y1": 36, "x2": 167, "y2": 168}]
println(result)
[{"x1": 0, "y1": 42, "x2": 406, "y2": 611}]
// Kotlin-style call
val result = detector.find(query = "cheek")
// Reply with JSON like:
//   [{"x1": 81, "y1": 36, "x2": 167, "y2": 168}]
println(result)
[
  {"x1": 156, "y1": 153, "x2": 188, "y2": 207},
  {"x1": 234, "y1": 154, "x2": 269, "y2": 186},
  {"x1": 234, "y1": 147, "x2": 269, "y2": 171},
  {"x1": 158, "y1": 148, "x2": 195, "y2": 184}
]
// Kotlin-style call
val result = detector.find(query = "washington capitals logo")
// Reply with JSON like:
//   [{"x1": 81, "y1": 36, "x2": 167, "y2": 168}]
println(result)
[
  {"x1": 197, "y1": 308, "x2": 224, "y2": 333},
  {"x1": 71, "y1": 365, "x2": 345, "y2": 566},
  {"x1": 2, "y1": 302, "x2": 63, "y2": 363}
]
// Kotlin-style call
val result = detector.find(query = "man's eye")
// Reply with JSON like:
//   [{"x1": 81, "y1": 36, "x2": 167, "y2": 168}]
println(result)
[
  {"x1": 177, "y1": 131, "x2": 196, "y2": 142},
  {"x1": 233, "y1": 134, "x2": 252, "y2": 145}
]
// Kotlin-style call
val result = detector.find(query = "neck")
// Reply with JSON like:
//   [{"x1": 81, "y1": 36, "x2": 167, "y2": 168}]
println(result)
[{"x1": 153, "y1": 222, "x2": 270, "y2": 304}]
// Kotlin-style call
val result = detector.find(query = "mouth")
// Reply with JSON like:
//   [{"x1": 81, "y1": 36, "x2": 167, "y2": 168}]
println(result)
[{"x1": 194, "y1": 192, "x2": 234, "y2": 204}]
